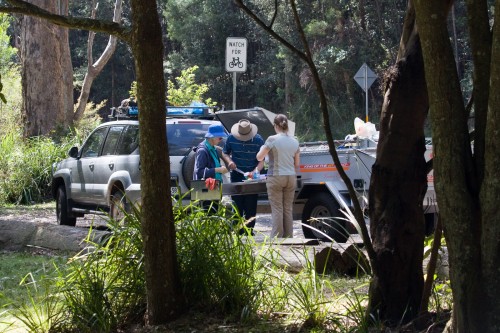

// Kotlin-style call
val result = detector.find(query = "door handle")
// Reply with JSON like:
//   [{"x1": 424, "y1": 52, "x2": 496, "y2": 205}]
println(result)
[
  {"x1": 89, "y1": 164, "x2": 94, "y2": 171},
  {"x1": 109, "y1": 162, "x2": 114, "y2": 170}
]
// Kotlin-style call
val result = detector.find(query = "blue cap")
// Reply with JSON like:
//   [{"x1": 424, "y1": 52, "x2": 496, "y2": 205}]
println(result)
[{"x1": 205, "y1": 124, "x2": 228, "y2": 138}]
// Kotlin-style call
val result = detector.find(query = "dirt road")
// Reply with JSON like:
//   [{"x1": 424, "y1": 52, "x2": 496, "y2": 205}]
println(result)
[{"x1": 0, "y1": 202, "x2": 305, "y2": 238}]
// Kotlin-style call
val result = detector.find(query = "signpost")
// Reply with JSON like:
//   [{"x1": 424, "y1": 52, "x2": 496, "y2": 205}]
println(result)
[
  {"x1": 226, "y1": 37, "x2": 248, "y2": 110},
  {"x1": 354, "y1": 63, "x2": 377, "y2": 122}
]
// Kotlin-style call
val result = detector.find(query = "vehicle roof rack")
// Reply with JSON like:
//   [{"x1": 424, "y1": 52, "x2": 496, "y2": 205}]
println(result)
[{"x1": 108, "y1": 104, "x2": 221, "y2": 121}]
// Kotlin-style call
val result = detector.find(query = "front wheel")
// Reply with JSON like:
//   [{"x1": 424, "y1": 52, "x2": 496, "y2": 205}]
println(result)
[
  {"x1": 301, "y1": 192, "x2": 348, "y2": 243},
  {"x1": 56, "y1": 186, "x2": 76, "y2": 226}
]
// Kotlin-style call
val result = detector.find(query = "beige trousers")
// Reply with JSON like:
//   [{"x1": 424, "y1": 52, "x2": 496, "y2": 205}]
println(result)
[{"x1": 266, "y1": 175, "x2": 296, "y2": 238}]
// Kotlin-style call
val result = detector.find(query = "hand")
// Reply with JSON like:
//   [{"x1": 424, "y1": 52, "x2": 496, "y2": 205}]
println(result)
[
  {"x1": 228, "y1": 161, "x2": 236, "y2": 170},
  {"x1": 217, "y1": 166, "x2": 228, "y2": 174}
]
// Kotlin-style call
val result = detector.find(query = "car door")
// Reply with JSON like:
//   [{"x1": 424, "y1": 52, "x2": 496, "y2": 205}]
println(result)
[
  {"x1": 91, "y1": 125, "x2": 126, "y2": 204},
  {"x1": 71, "y1": 126, "x2": 109, "y2": 204},
  {"x1": 113, "y1": 124, "x2": 141, "y2": 189}
]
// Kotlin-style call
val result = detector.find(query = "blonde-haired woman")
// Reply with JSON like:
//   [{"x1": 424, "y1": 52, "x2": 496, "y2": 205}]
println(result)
[{"x1": 257, "y1": 114, "x2": 299, "y2": 237}]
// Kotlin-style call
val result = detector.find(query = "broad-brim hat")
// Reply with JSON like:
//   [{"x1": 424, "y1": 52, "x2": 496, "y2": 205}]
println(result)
[
  {"x1": 205, "y1": 124, "x2": 228, "y2": 138},
  {"x1": 231, "y1": 119, "x2": 258, "y2": 141}
]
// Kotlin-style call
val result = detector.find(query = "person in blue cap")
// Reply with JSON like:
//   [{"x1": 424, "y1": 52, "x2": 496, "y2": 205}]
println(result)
[{"x1": 193, "y1": 124, "x2": 229, "y2": 211}]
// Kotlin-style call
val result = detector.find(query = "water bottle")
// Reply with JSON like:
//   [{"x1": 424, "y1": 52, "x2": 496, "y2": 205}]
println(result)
[{"x1": 253, "y1": 168, "x2": 260, "y2": 180}]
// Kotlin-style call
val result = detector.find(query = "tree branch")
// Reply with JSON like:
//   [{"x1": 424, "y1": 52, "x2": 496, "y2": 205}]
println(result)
[
  {"x1": 0, "y1": 0, "x2": 131, "y2": 42},
  {"x1": 269, "y1": 0, "x2": 278, "y2": 28},
  {"x1": 236, "y1": 0, "x2": 376, "y2": 263},
  {"x1": 74, "y1": 0, "x2": 123, "y2": 122},
  {"x1": 233, "y1": 0, "x2": 308, "y2": 62}
]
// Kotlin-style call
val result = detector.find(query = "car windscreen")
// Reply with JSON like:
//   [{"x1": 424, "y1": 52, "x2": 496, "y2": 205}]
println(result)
[{"x1": 167, "y1": 123, "x2": 212, "y2": 155}]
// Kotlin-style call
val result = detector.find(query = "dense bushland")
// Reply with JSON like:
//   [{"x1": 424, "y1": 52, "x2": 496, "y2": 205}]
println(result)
[{"x1": 0, "y1": 203, "x2": 452, "y2": 332}]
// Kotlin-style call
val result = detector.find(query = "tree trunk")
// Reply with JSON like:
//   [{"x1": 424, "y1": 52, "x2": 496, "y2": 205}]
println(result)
[
  {"x1": 367, "y1": 4, "x2": 428, "y2": 325},
  {"x1": 481, "y1": 2, "x2": 500, "y2": 329},
  {"x1": 284, "y1": 52, "x2": 292, "y2": 114},
  {"x1": 73, "y1": 0, "x2": 122, "y2": 122},
  {"x1": 413, "y1": 0, "x2": 500, "y2": 330},
  {"x1": 20, "y1": 0, "x2": 73, "y2": 137},
  {"x1": 130, "y1": 0, "x2": 184, "y2": 324}
]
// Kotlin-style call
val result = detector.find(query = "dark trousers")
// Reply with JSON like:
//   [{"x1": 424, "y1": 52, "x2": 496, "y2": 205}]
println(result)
[
  {"x1": 201, "y1": 200, "x2": 219, "y2": 214},
  {"x1": 232, "y1": 194, "x2": 258, "y2": 229},
  {"x1": 230, "y1": 171, "x2": 258, "y2": 230}
]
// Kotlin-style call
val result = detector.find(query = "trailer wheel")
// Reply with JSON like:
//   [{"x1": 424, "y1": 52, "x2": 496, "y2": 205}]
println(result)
[{"x1": 301, "y1": 192, "x2": 349, "y2": 243}]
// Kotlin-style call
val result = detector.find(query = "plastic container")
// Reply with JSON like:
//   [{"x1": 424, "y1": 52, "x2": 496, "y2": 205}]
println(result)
[{"x1": 253, "y1": 168, "x2": 260, "y2": 180}]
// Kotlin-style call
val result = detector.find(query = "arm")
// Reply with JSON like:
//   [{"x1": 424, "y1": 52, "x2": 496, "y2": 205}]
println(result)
[
  {"x1": 294, "y1": 150, "x2": 300, "y2": 173},
  {"x1": 256, "y1": 160, "x2": 265, "y2": 171},
  {"x1": 221, "y1": 150, "x2": 236, "y2": 170},
  {"x1": 221, "y1": 140, "x2": 236, "y2": 170},
  {"x1": 256, "y1": 145, "x2": 270, "y2": 161},
  {"x1": 194, "y1": 149, "x2": 223, "y2": 179}
]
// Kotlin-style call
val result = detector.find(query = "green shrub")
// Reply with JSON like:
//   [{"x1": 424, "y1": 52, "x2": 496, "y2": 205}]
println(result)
[
  {"x1": 0, "y1": 101, "x2": 102, "y2": 205},
  {"x1": 60, "y1": 212, "x2": 146, "y2": 333},
  {"x1": 0, "y1": 135, "x2": 73, "y2": 204},
  {"x1": 3, "y1": 203, "x2": 375, "y2": 332},
  {"x1": 174, "y1": 201, "x2": 263, "y2": 319}
]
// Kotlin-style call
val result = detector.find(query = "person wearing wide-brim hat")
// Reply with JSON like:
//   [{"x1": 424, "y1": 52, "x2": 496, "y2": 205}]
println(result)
[{"x1": 223, "y1": 119, "x2": 265, "y2": 235}]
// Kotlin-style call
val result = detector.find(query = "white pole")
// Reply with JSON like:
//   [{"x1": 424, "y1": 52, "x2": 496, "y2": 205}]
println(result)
[{"x1": 232, "y1": 72, "x2": 237, "y2": 110}]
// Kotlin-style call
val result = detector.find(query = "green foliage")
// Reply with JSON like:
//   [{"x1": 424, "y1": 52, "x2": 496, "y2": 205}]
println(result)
[
  {"x1": 167, "y1": 65, "x2": 216, "y2": 106},
  {"x1": 0, "y1": 252, "x2": 68, "y2": 309},
  {"x1": 0, "y1": 252, "x2": 68, "y2": 333},
  {"x1": 60, "y1": 212, "x2": 146, "y2": 333},
  {"x1": 174, "y1": 200, "x2": 261, "y2": 318},
  {"x1": 0, "y1": 14, "x2": 17, "y2": 74},
  {"x1": 129, "y1": 80, "x2": 137, "y2": 99},
  {"x1": 1, "y1": 203, "x2": 453, "y2": 331},
  {"x1": 0, "y1": 135, "x2": 72, "y2": 204},
  {"x1": 257, "y1": 254, "x2": 335, "y2": 328},
  {"x1": 0, "y1": 43, "x2": 22, "y2": 136},
  {"x1": 0, "y1": 100, "x2": 102, "y2": 205},
  {"x1": 2, "y1": 274, "x2": 66, "y2": 333}
]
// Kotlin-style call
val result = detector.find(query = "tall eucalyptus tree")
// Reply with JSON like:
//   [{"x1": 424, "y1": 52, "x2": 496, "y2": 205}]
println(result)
[{"x1": 0, "y1": 0, "x2": 183, "y2": 324}]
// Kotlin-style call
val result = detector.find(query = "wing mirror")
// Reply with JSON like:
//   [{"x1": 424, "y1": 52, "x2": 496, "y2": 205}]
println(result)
[{"x1": 68, "y1": 146, "x2": 79, "y2": 158}]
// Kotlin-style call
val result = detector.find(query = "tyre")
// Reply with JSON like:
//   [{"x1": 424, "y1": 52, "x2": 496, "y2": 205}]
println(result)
[
  {"x1": 56, "y1": 185, "x2": 76, "y2": 226},
  {"x1": 301, "y1": 192, "x2": 349, "y2": 243},
  {"x1": 110, "y1": 190, "x2": 129, "y2": 222}
]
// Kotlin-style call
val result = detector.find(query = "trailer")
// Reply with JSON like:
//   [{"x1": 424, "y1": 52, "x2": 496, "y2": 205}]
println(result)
[{"x1": 216, "y1": 108, "x2": 437, "y2": 242}]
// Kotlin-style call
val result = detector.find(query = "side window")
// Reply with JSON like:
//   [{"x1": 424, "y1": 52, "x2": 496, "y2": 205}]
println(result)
[
  {"x1": 117, "y1": 125, "x2": 139, "y2": 155},
  {"x1": 167, "y1": 123, "x2": 211, "y2": 155},
  {"x1": 80, "y1": 127, "x2": 108, "y2": 158},
  {"x1": 101, "y1": 126, "x2": 125, "y2": 156}
]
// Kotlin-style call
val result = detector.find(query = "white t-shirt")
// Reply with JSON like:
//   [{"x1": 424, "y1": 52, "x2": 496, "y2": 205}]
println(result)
[{"x1": 264, "y1": 133, "x2": 299, "y2": 176}]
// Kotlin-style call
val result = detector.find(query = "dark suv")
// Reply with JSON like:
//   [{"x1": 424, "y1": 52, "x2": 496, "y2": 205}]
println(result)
[{"x1": 51, "y1": 107, "x2": 226, "y2": 226}]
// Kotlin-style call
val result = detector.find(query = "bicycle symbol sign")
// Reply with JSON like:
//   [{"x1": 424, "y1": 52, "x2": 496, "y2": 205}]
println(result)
[{"x1": 226, "y1": 37, "x2": 247, "y2": 72}]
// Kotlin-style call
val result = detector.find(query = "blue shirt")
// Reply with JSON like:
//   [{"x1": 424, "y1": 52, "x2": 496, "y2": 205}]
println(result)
[{"x1": 223, "y1": 134, "x2": 264, "y2": 172}]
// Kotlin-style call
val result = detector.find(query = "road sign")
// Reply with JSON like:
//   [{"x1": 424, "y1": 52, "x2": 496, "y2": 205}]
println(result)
[
  {"x1": 354, "y1": 63, "x2": 377, "y2": 92},
  {"x1": 226, "y1": 37, "x2": 247, "y2": 73},
  {"x1": 354, "y1": 63, "x2": 378, "y2": 122}
]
